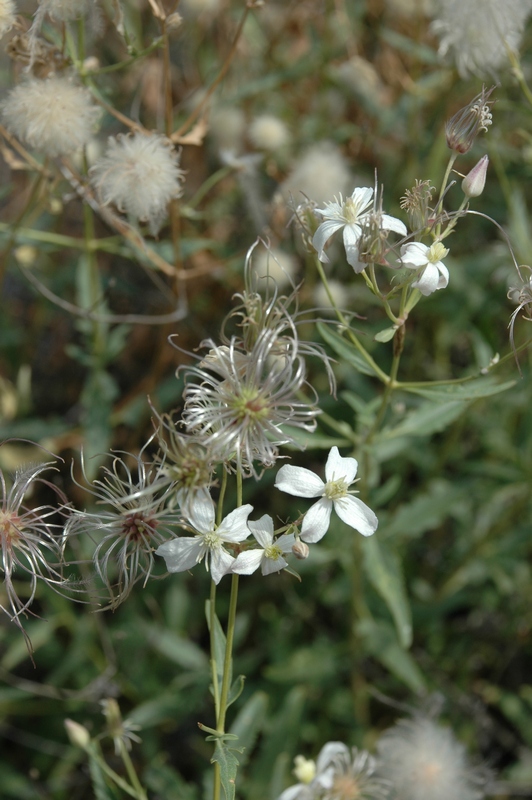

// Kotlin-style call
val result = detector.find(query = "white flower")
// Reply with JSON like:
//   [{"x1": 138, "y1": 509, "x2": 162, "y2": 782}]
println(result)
[
  {"x1": 398, "y1": 241, "x2": 449, "y2": 296},
  {"x1": 312, "y1": 187, "x2": 406, "y2": 272},
  {"x1": 275, "y1": 447, "x2": 378, "y2": 543},
  {"x1": 376, "y1": 717, "x2": 490, "y2": 800},
  {"x1": 431, "y1": 0, "x2": 532, "y2": 78},
  {"x1": 156, "y1": 493, "x2": 253, "y2": 584},
  {"x1": 322, "y1": 745, "x2": 391, "y2": 800},
  {"x1": 278, "y1": 742, "x2": 349, "y2": 800},
  {"x1": 2, "y1": 76, "x2": 101, "y2": 157},
  {"x1": 232, "y1": 514, "x2": 296, "y2": 576},
  {"x1": 279, "y1": 142, "x2": 352, "y2": 207},
  {"x1": 90, "y1": 132, "x2": 185, "y2": 235}
]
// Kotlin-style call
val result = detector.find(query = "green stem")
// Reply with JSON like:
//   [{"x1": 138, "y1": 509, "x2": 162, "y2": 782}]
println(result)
[
  {"x1": 216, "y1": 573, "x2": 239, "y2": 733},
  {"x1": 118, "y1": 739, "x2": 148, "y2": 800},
  {"x1": 314, "y1": 257, "x2": 390, "y2": 384}
]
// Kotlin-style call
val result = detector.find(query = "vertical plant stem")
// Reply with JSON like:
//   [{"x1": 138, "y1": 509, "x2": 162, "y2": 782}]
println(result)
[{"x1": 118, "y1": 739, "x2": 148, "y2": 800}]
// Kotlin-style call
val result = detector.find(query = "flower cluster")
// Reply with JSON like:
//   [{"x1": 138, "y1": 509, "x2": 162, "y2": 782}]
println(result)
[{"x1": 278, "y1": 718, "x2": 491, "y2": 800}]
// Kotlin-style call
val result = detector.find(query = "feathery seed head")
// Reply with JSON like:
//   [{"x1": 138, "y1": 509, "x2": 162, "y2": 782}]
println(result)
[
  {"x1": 90, "y1": 132, "x2": 185, "y2": 235},
  {"x1": 2, "y1": 76, "x2": 101, "y2": 157},
  {"x1": 431, "y1": 0, "x2": 532, "y2": 77},
  {"x1": 400, "y1": 180, "x2": 436, "y2": 232},
  {"x1": 377, "y1": 717, "x2": 490, "y2": 800}
]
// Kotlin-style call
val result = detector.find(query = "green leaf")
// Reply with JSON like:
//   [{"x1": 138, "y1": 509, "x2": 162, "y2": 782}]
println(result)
[
  {"x1": 212, "y1": 739, "x2": 241, "y2": 800},
  {"x1": 317, "y1": 322, "x2": 379, "y2": 377},
  {"x1": 227, "y1": 675, "x2": 246, "y2": 708},
  {"x1": 374, "y1": 326, "x2": 397, "y2": 343},
  {"x1": 229, "y1": 691, "x2": 268, "y2": 768},
  {"x1": 402, "y1": 376, "x2": 516, "y2": 401},
  {"x1": 379, "y1": 400, "x2": 466, "y2": 439},
  {"x1": 363, "y1": 535, "x2": 412, "y2": 648},
  {"x1": 357, "y1": 619, "x2": 426, "y2": 694},
  {"x1": 141, "y1": 623, "x2": 209, "y2": 671},
  {"x1": 205, "y1": 601, "x2": 229, "y2": 688}
]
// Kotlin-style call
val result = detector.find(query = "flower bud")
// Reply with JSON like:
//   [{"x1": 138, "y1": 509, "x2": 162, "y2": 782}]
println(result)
[
  {"x1": 64, "y1": 719, "x2": 91, "y2": 749},
  {"x1": 461, "y1": 154, "x2": 489, "y2": 197},
  {"x1": 292, "y1": 540, "x2": 310, "y2": 560},
  {"x1": 293, "y1": 755, "x2": 316, "y2": 783},
  {"x1": 445, "y1": 87, "x2": 495, "y2": 154}
]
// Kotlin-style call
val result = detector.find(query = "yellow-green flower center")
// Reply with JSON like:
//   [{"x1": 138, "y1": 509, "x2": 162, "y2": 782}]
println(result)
[
  {"x1": 231, "y1": 388, "x2": 270, "y2": 421},
  {"x1": 324, "y1": 478, "x2": 348, "y2": 501},
  {"x1": 428, "y1": 242, "x2": 448, "y2": 264},
  {"x1": 264, "y1": 543, "x2": 283, "y2": 560}
]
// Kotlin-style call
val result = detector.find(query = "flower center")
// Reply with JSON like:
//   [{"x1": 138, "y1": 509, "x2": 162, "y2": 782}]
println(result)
[
  {"x1": 0, "y1": 511, "x2": 21, "y2": 545},
  {"x1": 419, "y1": 760, "x2": 443, "y2": 785},
  {"x1": 428, "y1": 242, "x2": 448, "y2": 264},
  {"x1": 231, "y1": 387, "x2": 270, "y2": 422},
  {"x1": 343, "y1": 197, "x2": 363, "y2": 224},
  {"x1": 264, "y1": 543, "x2": 283, "y2": 560},
  {"x1": 202, "y1": 530, "x2": 222, "y2": 550},
  {"x1": 122, "y1": 511, "x2": 158, "y2": 542},
  {"x1": 324, "y1": 478, "x2": 348, "y2": 501},
  {"x1": 331, "y1": 774, "x2": 361, "y2": 800}
]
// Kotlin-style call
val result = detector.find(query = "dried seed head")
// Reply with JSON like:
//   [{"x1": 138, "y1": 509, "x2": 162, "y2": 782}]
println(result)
[
  {"x1": 445, "y1": 87, "x2": 495, "y2": 155},
  {"x1": 2, "y1": 76, "x2": 101, "y2": 157}
]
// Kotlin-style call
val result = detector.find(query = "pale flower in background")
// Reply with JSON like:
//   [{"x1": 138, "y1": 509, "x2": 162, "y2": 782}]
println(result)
[
  {"x1": 398, "y1": 241, "x2": 449, "y2": 295},
  {"x1": 2, "y1": 76, "x2": 101, "y2": 157},
  {"x1": 249, "y1": 114, "x2": 290, "y2": 151},
  {"x1": 250, "y1": 246, "x2": 298, "y2": 289},
  {"x1": 279, "y1": 142, "x2": 352, "y2": 207},
  {"x1": 232, "y1": 514, "x2": 296, "y2": 576},
  {"x1": 431, "y1": 0, "x2": 532, "y2": 77},
  {"x1": 156, "y1": 493, "x2": 253, "y2": 584},
  {"x1": 275, "y1": 446, "x2": 378, "y2": 543},
  {"x1": 278, "y1": 742, "x2": 349, "y2": 800},
  {"x1": 312, "y1": 187, "x2": 406, "y2": 271},
  {"x1": 322, "y1": 745, "x2": 391, "y2": 800},
  {"x1": 376, "y1": 717, "x2": 490, "y2": 800},
  {"x1": 0, "y1": 0, "x2": 16, "y2": 36},
  {"x1": 90, "y1": 132, "x2": 185, "y2": 235}
]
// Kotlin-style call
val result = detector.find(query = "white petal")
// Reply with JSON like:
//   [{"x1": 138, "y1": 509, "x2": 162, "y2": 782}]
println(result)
[
  {"x1": 261, "y1": 554, "x2": 288, "y2": 575},
  {"x1": 232, "y1": 549, "x2": 265, "y2": 575},
  {"x1": 436, "y1": 261, "x2": 449, "y2": 288},
  {"x1": 188, "y1": 492, "x2": 215, "y2": 533},
  {"x1": 301, "y1": 498, "x2": 332, "y2": 543},
  {"x1": 276, "y1": 532, "x2": 297, "y2": 553},
  {"x1": 412, "y1": 263, "x2": 440, "y2": 296},
  {"x1": 156, "y1": 537, "x2": 202, "y2": 572},
  {"x1": 334, "y1": 495, "x2": 378, "y2": 536},
  {"x1": 325, "y1": 446, "x2": 358, "y2": 484},
  {"x1": 249, "y1": 514, "x2": 274, "y2": 548},
  {"x1": 350, "y1": 186, "x2": 373, "y2": 211},
  {"x1": 381, "y1": 214, "x2": 407, "y2": 236},
  {"x1": 210, "y1": 547, "x2": 235, "y2": 584},
  {"x1": 275, "y1": 464, "x2": 325, "y2": 497},
  {"x1": 312, "y1": 219, "x2": 345, "y2": 261},
  {"x1": 400, "y1": 241, "x2": 429, "y2": 269},
  {"x1": 316, "y1": 742, "x2": 350, "y2": 774},
  {"x1": 343, "y1": 223, "x2": 362, "y2": 267},
  {"x1": 218, "y1": 504, "x2": 253, "y2": 543}
]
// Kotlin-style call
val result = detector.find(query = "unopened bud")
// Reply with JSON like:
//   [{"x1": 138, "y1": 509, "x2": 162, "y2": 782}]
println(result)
[
  {"x1": 446, "y1": 87, "x2": 495, "y2": 154},
  {"x1": 64, "y1": 719, "x2": 91, "y2": 749},
  {"x1": 292, "y1": 540, "x2": 310, "y2": 560},
  {"x1": 461, "y1": 154, "x2": 489, "y2": 197},
  {"x1": 166, "y1": 13, "x2": 183, "y2": 32},
  {"x1": 293, "y1": 755, "x2": 316, "y2": 783}
]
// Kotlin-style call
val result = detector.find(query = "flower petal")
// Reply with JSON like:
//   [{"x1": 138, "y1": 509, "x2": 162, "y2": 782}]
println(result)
[
  {"x1": 325, "y1": 446, "x2": 358, "y2": 484},
  {"x1": 210, "y1": 547, "x2": 235, "y2": 584},
  {"x1": 261, "y1": 554, "x2": 288, "y2": 575},
  {"x1": 156, "y1": 537, "x2": 202, "y2": 572},
  {"x1": 301, "y1": 498, "x2": 332, "y2": 543},
  {"x1": 412, "y1": 263, "x2": 440, "y2": 296},
  {"x1": 312, "y1": 219, "x2": 345, "y2": 261},
  {"x1": 232, "y1": 549, "x2": 265, "y2": 575},
  {"x1": 350, "y1": 186, "x2": 373, "y2": 211},
  {"x1": 218, "y1": 504, "x2": 253, "y2": 543},
  {"x1": 188, "y1": 492, "x2": 215, "y2": 533},
  {"x1": 343, "y1": 223, "x2": 362, "y2": 267},
  {"x1": 249, "y1": 514, "x2": 274, "y2": 548},
  {"x1": 399, "y1": 241, "x2": 429, "y2": 269},
  {"x1": 381, "y1": 214, "x2": 407, "y2": 236},
  {"x1": 275, "y1": 464, "x2": 325, "y2": 497},
  {"x1": 334, "y1": 495, "x2": 378, "y2": 536}
]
